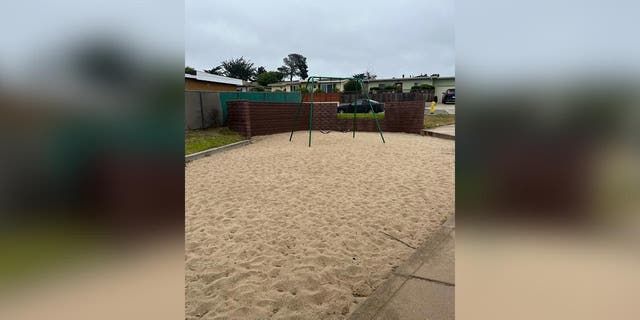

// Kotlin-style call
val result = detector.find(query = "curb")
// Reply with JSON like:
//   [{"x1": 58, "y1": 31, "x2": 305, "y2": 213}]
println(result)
[
  {"x1": 349, "y1": 214, "x2": 455, "y2": 320},
  {"x1": 422, "y1": 130, "x2": 455, "y2": 140},
  {"x1": 184, "y1": 140, "x2": 251, "y2": 163}
]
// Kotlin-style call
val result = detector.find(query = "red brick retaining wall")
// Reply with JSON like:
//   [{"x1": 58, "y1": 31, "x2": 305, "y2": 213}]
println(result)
[{"x1": 227, "y1": 100, "x2": 424, "y2": 139}]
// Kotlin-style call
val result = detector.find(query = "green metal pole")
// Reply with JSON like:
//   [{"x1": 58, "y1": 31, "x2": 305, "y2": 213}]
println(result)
[
  {"x1": 308, "y1": 77, "x2": 314, "y2": 147},
  {"x1": 289, "y1": 98, "x2": 304, "y2": 141},
  {"x1": 364, "y1": 79, "x2": 386, "y2": 143}
]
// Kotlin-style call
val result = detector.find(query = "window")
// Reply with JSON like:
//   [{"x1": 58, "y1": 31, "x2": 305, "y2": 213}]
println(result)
[
  {"x1": 290, "y1": 85, "x2": 299, "y2": 91},
  {"x1": 320, "y1": 84, "x2": 334, "y2": 92},
  {"x1": 378, "y1": 84, "x2": 385, "y2": 88}
]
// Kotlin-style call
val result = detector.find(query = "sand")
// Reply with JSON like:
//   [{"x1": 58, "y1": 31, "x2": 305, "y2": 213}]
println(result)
[{"x1": 185, "y1": 131, "x2": 454, "y2": 320}]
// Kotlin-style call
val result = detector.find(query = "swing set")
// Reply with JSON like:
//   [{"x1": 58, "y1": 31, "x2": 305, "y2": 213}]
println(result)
[{"x1": 289, "y1": 76, "x2": 386, "y2": 147}]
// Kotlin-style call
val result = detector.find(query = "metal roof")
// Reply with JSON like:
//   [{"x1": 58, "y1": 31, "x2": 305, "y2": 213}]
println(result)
[{"x1": 185, "y1": 71, "x2": 243, "y2": 86}]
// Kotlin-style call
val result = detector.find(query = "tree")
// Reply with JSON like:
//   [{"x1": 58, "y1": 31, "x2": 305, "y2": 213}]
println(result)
[
  {"x1": 352, "y1": 71, "x2": 376, "y2": 80},
  {"x1": 280, "y1": 53, "x2": 308, "y2": 81},
  {"x1": 219, "y1": 57, "x2": 256, "y2": 80},
  {"x1": 343, "y1": 79, "x2": 363, "y2": 92},
  {"x1": 204, "y1": 65, "x2": 223, "y2": 75},
  {"x1": 256, "y1": 71, "x2": 284, "y2": 86},
  {"x1": 185, "y1": 66, "x2": 196, "y2": 75},
  {"x1": 277, "y1": 65, "x2": 290, "y2": 77},
  {"x1": 251, "y1": 66, "x2": 267, "y2": 82}
]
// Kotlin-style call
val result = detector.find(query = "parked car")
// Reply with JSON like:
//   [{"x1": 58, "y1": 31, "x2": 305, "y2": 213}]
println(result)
[
  {"x1": 337, "y1": 99, "x2": 384, "y2": 113},
  {"x1": 442, "y1": 89, "x2": 455, "y2": 104}
]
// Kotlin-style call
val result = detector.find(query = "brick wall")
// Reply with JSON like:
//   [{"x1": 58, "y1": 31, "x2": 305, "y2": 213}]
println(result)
[
  {"x1": 227, "y1": 100, "x2": 424, "y2": 139},
  {"x1": 383, "y1": 101, "x2": 425, "y2": 134},
  {"x1": 227, "y1": 100, "x2": 251, "y2": 137}
]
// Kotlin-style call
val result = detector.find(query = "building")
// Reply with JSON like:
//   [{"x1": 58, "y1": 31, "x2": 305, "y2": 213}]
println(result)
[
  {"x1": 237, "y1": 80, "x2": 261, "y2": 92},
  {"x1": 267, "y1": 79, "x2": 348, "y2": 92},
  {"x1": 185, "y1": 71, "x2": 243, "y2": 91},
  {"x1": 266, "y1": 75, "x2": 455, "y2": 98},
  {"x1": 365, "y1": 76, "x2": 455, "y2": 99}
]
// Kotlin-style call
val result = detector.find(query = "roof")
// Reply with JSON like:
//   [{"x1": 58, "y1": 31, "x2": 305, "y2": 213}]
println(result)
[
  {"x1": 267, "y1": 79, "x2": 347, "y2": 86},
  {"x1": 185, "y1": 71, "x2": 243, "y2": 86},
  {"x1": 267, "y1": 76, "x2": 455, "y2": 86}
]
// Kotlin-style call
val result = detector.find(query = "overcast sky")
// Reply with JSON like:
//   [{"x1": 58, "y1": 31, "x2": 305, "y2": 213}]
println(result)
[{"x1": 185, "y1": 0, "x2": 454, "y2": 79}]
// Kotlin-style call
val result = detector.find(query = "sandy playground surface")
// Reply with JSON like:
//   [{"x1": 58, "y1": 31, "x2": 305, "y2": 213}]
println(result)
[{"x1": 185, "y1": 131, "x2": 455, "y2": 319}]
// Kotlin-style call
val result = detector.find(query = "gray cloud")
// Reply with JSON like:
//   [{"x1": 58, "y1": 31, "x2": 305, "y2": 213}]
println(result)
[{"x1": 186, "y1": 0, "x2": 454, "y2": 79}]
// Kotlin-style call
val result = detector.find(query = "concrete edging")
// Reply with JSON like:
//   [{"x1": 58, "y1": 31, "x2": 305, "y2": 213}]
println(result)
[
  {"x1": 349, "y1": 214, "x2": 455, "y2": 320},
  {"x1": 422, "y1": 130, "x2": 456, "y2": 140},
  {"x1": 185, "y1": 140, "x2": 251, "y2": 163}
]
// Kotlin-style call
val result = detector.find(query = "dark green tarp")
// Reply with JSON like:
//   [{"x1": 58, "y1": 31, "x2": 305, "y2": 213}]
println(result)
[{"x1": 218, "y1": 92, "x2": 301, "y2": 125}]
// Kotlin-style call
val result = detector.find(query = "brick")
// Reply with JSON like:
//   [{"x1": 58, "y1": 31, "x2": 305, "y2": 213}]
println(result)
[{"x1": 227, "y1": 100, "x2": 424, "y2": 137}]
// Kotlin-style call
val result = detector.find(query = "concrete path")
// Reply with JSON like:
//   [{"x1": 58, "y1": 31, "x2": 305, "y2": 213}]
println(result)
[
  {"x1": 350, "y1": 214, "x2": 455, "y2": 320},
  {"x1": 422, "y1": 125, "x2": 455, "y2": 140}
]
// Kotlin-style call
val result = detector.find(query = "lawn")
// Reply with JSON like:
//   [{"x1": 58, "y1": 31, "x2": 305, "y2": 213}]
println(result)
[
  {"x1": 336, "y1": 112, "x2": 385, "y2": 119},
  {"x1": 0, "y1": 224, "x2": 100, "y2": 286},
  {"x1": 424, "y1": 114, "x2": 455, "y2": 129},
  {"x1": 185, "y1": 127, "x2": 245, "y2": 155}
]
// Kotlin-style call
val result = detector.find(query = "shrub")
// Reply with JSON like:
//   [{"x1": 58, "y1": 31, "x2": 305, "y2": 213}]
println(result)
[
  {"x1": 256, "y1": 71, "x2": 284, "y2": 86},
  {"x1": 411, "y1": 84, "x2": 435, "y2": 92},
  {"x1": 185, "y1": 66, "x2": 196, "y2": 75},
  {"x1": 333, "y1": 88, "x2": 341, "y2": 93},
  {"x1": 250, "y1": 85, "x2": 265, "y2": 92},
  {"x1": 343, "y1": 79, "x2": 362, "y2": 92},
  {"x1": 297, "y1": 86, "x2": 309, "y2": 93},
  {"x1": 314, "y1": 88, "x2": 325, "y2": 93}
]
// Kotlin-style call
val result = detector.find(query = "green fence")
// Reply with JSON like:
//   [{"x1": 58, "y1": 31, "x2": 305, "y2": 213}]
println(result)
[{"x1": 219, "y1": 92, "x2": 302, "y2": 125}]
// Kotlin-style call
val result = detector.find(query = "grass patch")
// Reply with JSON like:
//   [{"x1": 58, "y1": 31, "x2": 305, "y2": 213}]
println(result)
[
  {"x1": 185, "y1": 127, "x2": 245, "y2": 155},
  {"x1": 0, "y1": 223, "x2": 102, "y2": 287},
  {"x1": 337, "y1": 112, "x2": 385, "y2": 119},
  {"x1": 424, "y1": 114, "x2": 455, "y2": 129}
]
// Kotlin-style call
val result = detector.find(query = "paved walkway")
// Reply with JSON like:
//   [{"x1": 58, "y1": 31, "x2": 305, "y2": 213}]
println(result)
[
  {"x1": 422, "y1": 125, "x2": 455, "y2": 140},
  {"x1": 350, "y1": 214, "x2": 455, "y2": 320}
]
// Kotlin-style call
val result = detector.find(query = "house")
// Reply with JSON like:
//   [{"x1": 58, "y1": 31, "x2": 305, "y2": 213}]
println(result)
[
  {"x1": 267, "y1": 79, "x2": 348, "y2": 92},
  {"x1": 365, "y1": 76, "x2": 455, "y2": 100},
  {"x1": 238, "y1": 80, "x2": 260, "y2": 92},
  {"x1": 266, "y1": 75, "x2": 455, "y2": 99},
  {"x1": 185, "y1": 71, "x2": 243, "y2": 91}
]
